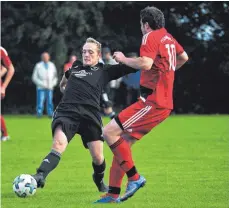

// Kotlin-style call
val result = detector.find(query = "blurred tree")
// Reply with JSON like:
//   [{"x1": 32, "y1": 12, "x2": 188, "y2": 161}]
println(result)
[
  {"x1": 1, "y1": 1, "x2": 229, "y2": 113},
  {"x1": 1, "y1": 2, "x2": 108, "y2": 73}
]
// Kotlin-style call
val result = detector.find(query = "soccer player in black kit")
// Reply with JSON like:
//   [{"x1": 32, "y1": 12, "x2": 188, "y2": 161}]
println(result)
[{"x1": 32, "y1": 38, "x2": 137, "y2": 193}]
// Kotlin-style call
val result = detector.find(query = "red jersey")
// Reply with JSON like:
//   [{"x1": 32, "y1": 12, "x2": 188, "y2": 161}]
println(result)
[
  {"x1": 1, "y1": 46, "x2": 12, "y2": 68},
  {"x1": 140, "y1": 28, "x2": 184, "y2": 109},
  {"x1": 64, "y1": 62, "x2": 73, "y2": 72}
]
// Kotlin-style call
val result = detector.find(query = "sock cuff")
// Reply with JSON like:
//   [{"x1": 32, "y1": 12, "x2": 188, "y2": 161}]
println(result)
[
  {"x1": 126, "y1": 166, "x2": 137, "y2": 178},
  {"x1": 110, "y1": 137, "x2": 125, "y2": 150},
  {"x1": 51, "y1": 149, "x2": 61, "y2": 158},
  {"x1": 108, "y1": 186, "x2": 121, "y2": 195},
  {"x1": 92, "y1": 159, "x2": 106, "y2": 174}
]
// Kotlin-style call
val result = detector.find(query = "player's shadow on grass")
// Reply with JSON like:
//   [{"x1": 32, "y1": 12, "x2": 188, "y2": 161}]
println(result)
[
  {"x1": 1, "y1": 192, "x2": 35, "y2": 199},
  {"x1": 1, "y1": 193, "x2": 17, "y2": 199}
]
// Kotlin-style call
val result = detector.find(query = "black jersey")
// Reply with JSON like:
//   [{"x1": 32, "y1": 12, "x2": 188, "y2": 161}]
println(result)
[{"x1": 59, "y1": 61, "x2": 136, "y2": 110}]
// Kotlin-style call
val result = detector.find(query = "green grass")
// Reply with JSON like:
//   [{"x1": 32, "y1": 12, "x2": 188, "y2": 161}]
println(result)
[{"x1": 1, "y1": 115, "x2": 229, "y2": 208}]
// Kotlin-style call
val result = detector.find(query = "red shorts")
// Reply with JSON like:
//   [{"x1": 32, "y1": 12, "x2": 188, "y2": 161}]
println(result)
[{"x1": 116, "y1": 100, "x2": 171, "y2": 139}]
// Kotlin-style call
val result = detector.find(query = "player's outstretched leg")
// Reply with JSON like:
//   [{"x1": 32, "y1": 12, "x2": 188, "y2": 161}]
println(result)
[
  {"x1": 32, "y1": 125, "x2": 68, "y2": 188},
  {"x1": 32, "y1": 149, "x2": 61, "y2": 188}
]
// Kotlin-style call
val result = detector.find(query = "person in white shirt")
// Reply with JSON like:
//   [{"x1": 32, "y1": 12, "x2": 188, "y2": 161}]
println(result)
[{"x1": 32, "y1": 52, "x2": 58, "y2": 117}]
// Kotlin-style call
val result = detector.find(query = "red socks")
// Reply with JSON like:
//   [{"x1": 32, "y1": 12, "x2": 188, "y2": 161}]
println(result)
[
  {"x1": 110, "y1": 137, "x2": 139, "y2": 180},
  {"x1": 108, "y1": 137, "x2": 139, "y2": 198},
  {"x1": 1, "y1": 115, "x2": 8, "y2": 136},
  {"x1": 107, "y1": 156, "x2": 125, "y2": 198}
]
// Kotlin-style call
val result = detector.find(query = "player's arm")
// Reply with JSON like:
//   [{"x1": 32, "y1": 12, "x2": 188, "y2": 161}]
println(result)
[
  {"x1": 105, "y1": 64, "x2": 137, "y2": 82},
  {"x1": 176, "y1": 51, "x2": 189, "y2": 70},
  {"x1": 59, "y1": 67, "x2": 72, "y2": 93},
  {"x1": 2, "y1": 63, "x2": 15, "y2": 89},
  {"x1": 59, "y1": 74, "x2": 68, "y2": 94},
  {"x1": 175, "y1": 40, "x2": 189, "y2": 70},
  {"x1": 1, "y1": 48, "x2": 15, "y2": 92},
  {"x1": 1, "y1": 66, "x2": 8, "y2": 78},
  {"x1": 113, "y1": 52, "x2": 153, "y2": 71}
]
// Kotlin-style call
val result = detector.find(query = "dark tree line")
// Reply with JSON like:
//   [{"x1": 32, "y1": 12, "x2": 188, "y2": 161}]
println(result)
[{"x1": 1, "y1": 2, "x2": 229, "y2": 114}]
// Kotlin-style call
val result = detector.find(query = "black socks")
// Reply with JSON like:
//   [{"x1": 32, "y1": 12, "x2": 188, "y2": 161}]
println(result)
[
  {"x1": 37, "y1": 149, "x2": 61, "y2": 178},
  {"x1": 92, "y1": 159, "x2": 106, "y2": 181}
]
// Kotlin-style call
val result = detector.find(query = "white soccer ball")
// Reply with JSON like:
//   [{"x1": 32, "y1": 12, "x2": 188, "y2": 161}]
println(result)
[{"x1": 13, "y1": 174, "x2": 37, "y2": 197}]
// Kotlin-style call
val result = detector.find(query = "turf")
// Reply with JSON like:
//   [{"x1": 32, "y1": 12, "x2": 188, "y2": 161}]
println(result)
[{"x1": 1, "y1": 115, "x2": 229, "y2": 208}]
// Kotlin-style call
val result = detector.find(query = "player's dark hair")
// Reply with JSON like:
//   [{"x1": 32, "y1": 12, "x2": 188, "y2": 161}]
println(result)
[{"x1": 140, "y1": 6, "x2": 165, "y2": 30}]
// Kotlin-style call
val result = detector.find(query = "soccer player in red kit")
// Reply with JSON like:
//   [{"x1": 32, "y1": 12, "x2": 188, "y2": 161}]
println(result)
[
  {"x1": 1, "y1": 46, "x2": 15, "y2": 141},
  {"x1": 94, "y1": 6, "x2": 189, "y2": 203}
]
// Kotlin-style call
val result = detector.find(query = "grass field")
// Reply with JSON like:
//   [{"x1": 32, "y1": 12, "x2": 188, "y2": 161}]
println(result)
[{"x1": 1, "y1": 115, "x2": 229, "y2": 208}]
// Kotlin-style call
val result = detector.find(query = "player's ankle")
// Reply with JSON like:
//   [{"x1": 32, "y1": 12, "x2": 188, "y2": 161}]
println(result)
[
  {"x1": 126, "y1": 166, "x2": 139, "y2": 181},
  {"x1": 128, "y1": 172, "x2": 140, "y2": 181},
  {"x1": 108, "y1": 186, "x2": 121, "y2": 198},
  {"x1": 107, "y1": 193, "x2": 119, "y2": 199}
]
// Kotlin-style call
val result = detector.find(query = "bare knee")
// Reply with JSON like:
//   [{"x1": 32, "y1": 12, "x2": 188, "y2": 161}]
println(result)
[
  {"x1": 52, "y1": 126, "x2": 68, "y2": 154},
  {"x1": 103, "y1": 119, "x2": 124, "y2": 146},
  {"x1": 92, "y1": 153, "x2": 104, "y2": 165},
  {"x1": 103, "y1": 119, "x2": 122, "y2": 139},
  {"x1": 102, "y1": 125, "x2": 112, "y2": 139}
]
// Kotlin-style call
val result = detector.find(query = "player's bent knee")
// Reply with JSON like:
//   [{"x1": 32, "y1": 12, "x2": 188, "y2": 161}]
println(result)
[
  {"x1": 52, "y1": 125, "x2": 68, "y2": 153},
  {"x1": 92, "y1": 154, "x2": 104, "y2": 165},
  {"x1": 52, "y1": 137, "x2": 68, "y2": 153},
  {"x1": 103, "y1": 119, "x2": 123, "y2": 139}
]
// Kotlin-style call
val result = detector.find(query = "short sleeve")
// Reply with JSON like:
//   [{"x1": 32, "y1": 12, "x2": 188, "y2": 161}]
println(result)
[
  {"x1": 1, "y1": 47, "x2": 12, "y2": 67},
  {"x1": 175, "y1": 40, "x2": 184, "y2": 55},
  {"x1": 140, "y1": 32, "x2": 158, "y2": 60}
]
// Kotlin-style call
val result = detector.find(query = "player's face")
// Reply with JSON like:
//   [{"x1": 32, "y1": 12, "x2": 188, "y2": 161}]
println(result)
[
  {"x1": 140, "y1": 19, "x2": 147, "y2": 35},
  {"x1": 82, "y1": 43, "x2": 100, "y2": 67}
]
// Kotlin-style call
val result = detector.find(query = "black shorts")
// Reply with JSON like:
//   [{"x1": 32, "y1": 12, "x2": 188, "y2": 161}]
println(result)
[{"x1": 52, "y1": 104, "x2": 103, "y2": 149}]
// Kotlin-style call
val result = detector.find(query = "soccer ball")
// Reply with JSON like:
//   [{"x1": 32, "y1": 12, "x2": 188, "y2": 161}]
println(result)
[{"x1": 13, "y1": 174, "x2": 37, "y2": 197}]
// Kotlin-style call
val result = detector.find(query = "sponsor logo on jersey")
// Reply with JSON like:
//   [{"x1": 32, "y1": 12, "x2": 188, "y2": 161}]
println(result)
[{"x1": 73, "y1": 70, "x2": 92, "y2": 78}]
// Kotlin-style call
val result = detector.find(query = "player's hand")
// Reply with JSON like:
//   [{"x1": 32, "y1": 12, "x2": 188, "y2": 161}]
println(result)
[{"x1": 113, "y1": 52, "x2": 126, "y2": 64}]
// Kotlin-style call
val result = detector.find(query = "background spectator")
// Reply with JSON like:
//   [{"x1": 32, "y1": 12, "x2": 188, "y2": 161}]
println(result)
[{"x1": 32, "y1": 52, "x2": 58, "y2": 117}]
